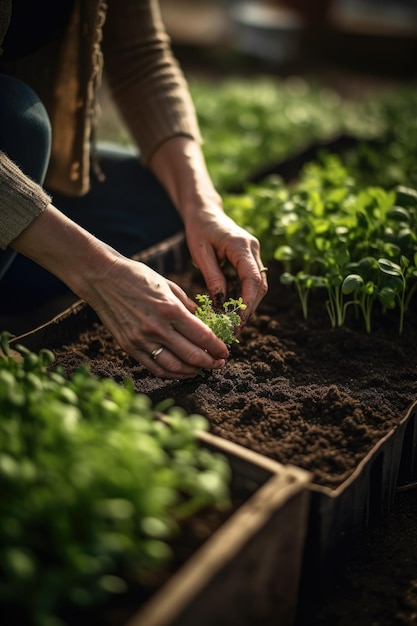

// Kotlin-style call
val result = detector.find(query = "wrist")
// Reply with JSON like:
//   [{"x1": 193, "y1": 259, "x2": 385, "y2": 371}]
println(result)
[
  {"x1": 67, "y1": 239, "x2": 122, "y2": 302},
  {"x1": 150, "y1": 136, "x2": 222, "y2": 219},
  {"x1": 11, "y1": 204, "x2": 122, "y2": 299},
  {"x1": 181, "y1": 187, "x2": 223, "y2": 224}
]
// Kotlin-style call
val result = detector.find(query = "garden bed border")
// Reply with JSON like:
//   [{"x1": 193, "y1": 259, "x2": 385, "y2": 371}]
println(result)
[{"x1": 128, "y1": 431, "x2": 311, "y2": 626}]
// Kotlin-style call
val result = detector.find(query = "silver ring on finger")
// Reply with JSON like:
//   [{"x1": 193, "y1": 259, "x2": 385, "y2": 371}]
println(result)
[{"x1": 151, "y1": 346, "x2": 164, "y2": 360}]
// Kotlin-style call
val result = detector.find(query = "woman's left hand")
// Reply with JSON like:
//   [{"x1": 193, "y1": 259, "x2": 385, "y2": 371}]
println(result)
[{"x1": 183, "y1": 199, "x2": 268, "y2": 325}]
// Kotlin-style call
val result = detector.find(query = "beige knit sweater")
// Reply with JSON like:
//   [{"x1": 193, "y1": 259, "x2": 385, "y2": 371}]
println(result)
[{"x1": 0, "y1": 0, "x2": 201, "y2": 249}]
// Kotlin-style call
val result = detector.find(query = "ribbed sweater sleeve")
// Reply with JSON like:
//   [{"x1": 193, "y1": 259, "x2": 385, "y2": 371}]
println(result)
[
  {"x1": 0, "y1": 152, "x2": 51, "y2": 249},
  {"x1": 102, "y1": 0, "x2": 202, "y2": 165}
]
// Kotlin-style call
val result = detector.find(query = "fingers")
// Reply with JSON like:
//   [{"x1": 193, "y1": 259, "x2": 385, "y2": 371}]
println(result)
[
  {"x1": 238, "y1": 242, "x2": 269, "y2": 324},
  {"x1": 124, "y1": 334, "x2": 227, "y2": 380},
  {"x1": 167, "y1": 279, "x2": 199, "y2": 314},
  {"x1": 193, "y1": 235, "x2": 268, "y2": 326},
  {"x1": 110, "y1": 304, "x2": 229, "y2": 380},
  {"x1": 134, "y1": 341, "x2": 226, "y2": 380},
  {"x1": 191, "y1": 243, "x2": 228, "y2": 304}
]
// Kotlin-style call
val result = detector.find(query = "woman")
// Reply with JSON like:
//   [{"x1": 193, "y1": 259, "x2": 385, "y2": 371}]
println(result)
[{"x1": 0, "y1": 0, "x2": 268, "y2": 378}]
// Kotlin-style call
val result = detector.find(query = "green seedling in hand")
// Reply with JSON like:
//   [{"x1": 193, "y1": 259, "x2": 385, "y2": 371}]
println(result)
[{"x1": 195, "y1": 294, "x2": 247, "y2": 347}]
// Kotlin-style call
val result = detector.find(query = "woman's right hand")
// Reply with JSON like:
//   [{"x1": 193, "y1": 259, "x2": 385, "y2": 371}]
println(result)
[{"x1": 82, "y1": 255, "x2": 229, "y2": 379}]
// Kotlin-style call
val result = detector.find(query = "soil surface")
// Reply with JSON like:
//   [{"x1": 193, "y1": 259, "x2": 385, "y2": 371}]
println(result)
[
  {"x1": 50, "y1": 260, "x2": 417, "y2": 625},
  {"x1": 52, "y1": 261, "x2": 417, "y2": 489}
]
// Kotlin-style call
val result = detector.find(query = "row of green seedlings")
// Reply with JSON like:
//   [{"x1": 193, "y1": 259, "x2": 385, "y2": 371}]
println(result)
[
  {"x1": 346, "y1": 86, "x2": 417, "y2": 191},
  {"x1": 0, "y1": 331, "x2": 231, "y2": 624},
  {"x1": 223, "y1": 154, "x2": 417, "y2": 334},
  {"x1": 190, "y1": 76, "x2": 382, "y2": 192},
  {"x1": 193, "y1": 79, "x2": 417, "y2": 193}
]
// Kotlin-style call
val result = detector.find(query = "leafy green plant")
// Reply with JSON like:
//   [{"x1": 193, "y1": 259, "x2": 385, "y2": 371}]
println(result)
[
  {"x1": 346, "y1": 88, "x2": 417, "y2": 190},
  {"x1": 195, "y1": 294, "x2": 247, "y2": 347},
  {"x1": 191, "y1": 78, "x2": 417, "y2": 192},
  {"x1": 223, "y1": 151, "x2": 417, "y2": 333},
  {"x1": 339, "y1": 256, "x2": 380, "y2": 333},
  {"x1": 0, "y1": 332, "x2": 231, "y2": 625},
  {"x1": 189, "y1": 77, "x2": 381, "y2": 191}
]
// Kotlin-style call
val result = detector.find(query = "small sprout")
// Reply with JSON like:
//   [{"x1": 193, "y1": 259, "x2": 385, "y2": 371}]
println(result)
[
  {"x1": 195, "y1": 294, "x2": 247, "y2": 347},
  {"x1": 342, "y1": 273, "x2": 377, "y2": 333},
  {"x1": 280, "y1": 271, "x2": 325, "y2": 320},
  {"x1": 378, "y1": 256, "x2": 417, "y2": 334}
]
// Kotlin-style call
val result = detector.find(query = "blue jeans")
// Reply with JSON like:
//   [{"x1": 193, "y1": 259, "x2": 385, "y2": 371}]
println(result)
[{"x1": 0, "y1": 74, "x2": 183, "y2": 307}]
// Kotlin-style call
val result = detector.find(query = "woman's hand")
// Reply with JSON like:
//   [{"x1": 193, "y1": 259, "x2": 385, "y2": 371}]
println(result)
[
  {"x1": 83, "y1": 255, "x2": 229, "y2": 379},
  {"x1": 184, "y1": 201, "x2": 268, "y2": 326}
]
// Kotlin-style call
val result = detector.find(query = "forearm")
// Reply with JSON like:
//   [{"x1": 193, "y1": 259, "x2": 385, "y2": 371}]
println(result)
[
  {"x1": 10, "y1": 204, "x2": 119, "y2": 300},
  {"x1": 149, "y1": 136, "x2": 223, "y2": 221}
]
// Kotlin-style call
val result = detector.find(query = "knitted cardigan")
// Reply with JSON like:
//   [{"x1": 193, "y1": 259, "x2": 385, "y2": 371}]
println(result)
[{"x1": 0, "y1": 0, "x2": 201, "y2": 249}]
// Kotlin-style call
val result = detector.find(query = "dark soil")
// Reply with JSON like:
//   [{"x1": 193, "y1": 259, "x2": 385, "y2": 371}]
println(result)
[
  {"x1": 50, "y1": 260, "x2": 417, "y2": 625},
  {"x1": 52, "y1": 261, "x2": 417, "y2": 489}
]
